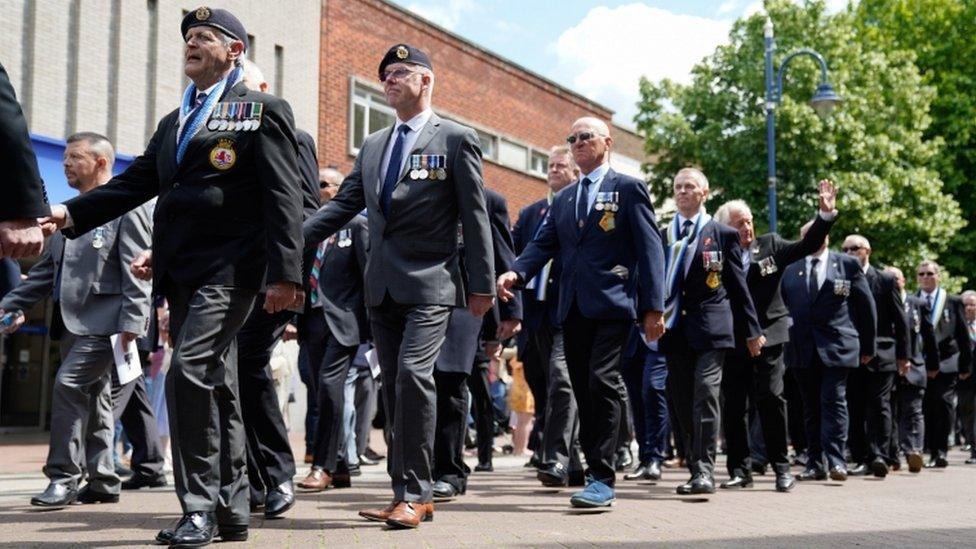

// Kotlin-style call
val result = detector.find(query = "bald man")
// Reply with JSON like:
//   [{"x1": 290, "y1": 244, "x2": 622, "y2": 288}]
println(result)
[{"x1": 499, "y1": 116, "x2": 665, "y2": 508}]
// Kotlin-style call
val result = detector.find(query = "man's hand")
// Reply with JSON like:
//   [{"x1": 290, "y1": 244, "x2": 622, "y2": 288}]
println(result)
[
  {"x1": 0, "y1": 219, "x2": 44, "y2": 259},
  {"x1": 897, "y1": 359, "x2": 911, "y2": 377},
  {"x1": 927, "y1": 369, "x2": 938, "y2": 379},
  {"x1": 120, "y1": 331, "x2": 139, "y2": 348},
  {"x1": 496, "y1": 319, "x2": 521, "y2": 341},
  {"x1": 496, "y1": 272, "x2": 519, "y2": 303},
  {"x1": 860, "y1": 354, "x2": 874, "y2": 365},
  {"x1": 747, "y1": 335, "x2": 766, "y2": 357},
  {"x1": 0, "y1": 309, "x2": 25, "y2": 335},
  {"x1": 130, "y1": 250, "x2": 153, "y2": 281},
  {"x1": 282, "y1": 323, "x2": 299, "y2": 342},
  {"x1": 38, "y1": 205, "x2": 69, "y2": 236},
  {"x1": 961, "y1": 372, "x2": 971, "y2": 380},
  {"x1": 643, "y1": 310, "x2": 665, "y2": 342},
  {"x1": 818, "y1": 179, "x2": 837, "y2": 213},
  {"x1": 264, "y1": 281, "x2": 299, "y2": 314},
  {"x1": 468, "y1": 294, "x2": 495, "y2": 318}
]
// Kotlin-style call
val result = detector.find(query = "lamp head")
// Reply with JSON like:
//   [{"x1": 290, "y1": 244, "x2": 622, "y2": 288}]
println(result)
[{"x1": 810, "y1": 82, "x2": 842, "y2": 117}]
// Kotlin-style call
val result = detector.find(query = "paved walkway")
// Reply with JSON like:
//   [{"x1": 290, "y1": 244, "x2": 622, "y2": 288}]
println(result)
[{"x1": 1, "y1": 434, "x2": 975, "y2": 548}]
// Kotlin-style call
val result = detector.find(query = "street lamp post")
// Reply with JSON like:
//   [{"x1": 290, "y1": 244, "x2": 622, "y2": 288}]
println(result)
[{"x1": 764, "y1": 18, "x2": 842, "y2": 233}]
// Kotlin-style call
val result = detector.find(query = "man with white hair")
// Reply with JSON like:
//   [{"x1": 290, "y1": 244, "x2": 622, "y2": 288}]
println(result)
[{"x1": 712, "y1": 180, "x2": 836, "y2": 492}]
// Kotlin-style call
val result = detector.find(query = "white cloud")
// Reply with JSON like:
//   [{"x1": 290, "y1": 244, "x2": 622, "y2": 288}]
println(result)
[
  {"x1": 550, "y1": 3, "x2": 731, "y2": 124},
  {"x1": 405, "y1": 0, "x2": 478, "y2": 30},
  {"x1": 718, "y1": 0, "x2": 741, "y2": 16}
]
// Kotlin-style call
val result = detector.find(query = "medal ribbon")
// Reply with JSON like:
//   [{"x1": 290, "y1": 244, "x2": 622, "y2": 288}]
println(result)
[
  {"x1": 661, "y1": 212, "x2": 710, "y2": 330},
  {"x1": 176, "y1": 66, "x2": 242, "y2": 164},
  {"x1": 927, "y1": 287, "x2": 947, "y2": 326}
]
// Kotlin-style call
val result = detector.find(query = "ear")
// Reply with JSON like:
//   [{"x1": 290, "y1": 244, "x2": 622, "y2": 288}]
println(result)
[
  {"x1": 229, "y1": 40, "x2": 245, "y2": 62},
  {"x1": 259, "y1": 82, "x2": 269, "y2": 93}
]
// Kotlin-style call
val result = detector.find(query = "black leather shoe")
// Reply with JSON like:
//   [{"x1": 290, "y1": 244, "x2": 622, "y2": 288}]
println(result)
[
  {"x1": 168, "y1": 512, "x2": 216, "y2": 548},
  {"x1": 155, "y1": 527, "x2": 175, "y2": 545},
  {"x1": 829, "y1": 466, "x2": 848, "y2": 481},
  {"x1": 614, "y1": 447, "x2": 633, "y2": 472},
  {"x1": 363, "y1": 447, "x2": 385, "y2": 461},
  {"x1": 870, "y1": 458, "x2": 889, "y2": 478},
  {"x1": 264, "y1": 480, "x2": 295, "y2": 518},
  {"x1": 775, "y1": 472, "x2": 796, "y2": 492},
  {"x1": 646, "y1": 461, "x2": 662, "y2": 481},
  {"x1": 218, "y1": 524, "x2": 248, "y2": 542},
  {"x1": 848, "y1": 463, "x2": 869, "y2": 476},
  {"x1": 796, "y1": 468, "x2": 827, "y2": 481},
  {"x1": 358, "y1": 453, "x2": 380, "y2": 466},
  {"x1": 76, "y1": 485, "x2": 119, "y2": 504},
  {"x1": 750, "y1": 461, "x2": 768, "y2": 476},
  {"x1": 689, "y1": 474, "x2": 715, "y2": 494},
  {"x1": 537, "y1": 464, "x2": 568, "y2": 487},
  {"x1": 30, "y1": 484, "x2": 78, "y2": 507},
  {"x1": 347, "y1": 463, "x2": 362, "y2": 477},
  {"x1": 432, "y1": 480, "x2": 463, "y2": 501},
  {"x1": 719, "y1": 475, "x2": 753, "y2": 489},
  {"x1": 675, "y1": 478, "x2": 694, "y2": 495},
  {"x1": 121, "y1": 474, "x2": 168, "y2": 490},
  {"x1": 965, "y1": 457, "x2": 976, "y2": 465},
  {"x1": 624, "y1": 462, "x2": 655, "y2": 481},
  {"x1": 925, "y1": 455, "x2": 949, "y2": 468},
  {"x1": 474, "y1": 462, "x2": 493, "y2": 472}
]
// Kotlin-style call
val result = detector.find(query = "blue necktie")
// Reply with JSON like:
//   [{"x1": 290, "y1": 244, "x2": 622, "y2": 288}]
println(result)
[
  {"x1": 577, "y1": 177, "x2": 592, "y2": 233},
  {"x1": 381, "y1": 124, "x2": 411, "y2": 217}
]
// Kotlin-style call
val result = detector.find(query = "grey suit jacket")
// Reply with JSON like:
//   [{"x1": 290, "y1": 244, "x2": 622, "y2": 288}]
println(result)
[
  {"x1": 303, "y1": 112, "x2": 495, "y2": 307},
  {"x1": 1, "y1": 200, "x2": 154, "y2": 337}
]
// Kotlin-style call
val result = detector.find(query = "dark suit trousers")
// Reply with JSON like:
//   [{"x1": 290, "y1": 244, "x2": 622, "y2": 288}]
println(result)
[
  {"x1": 667, "y1": 348, "x2": 725, "y2": 478},
  {"x1": 621, "y1": 347, "x2": 669, "y2": 464},
  {"x1": 369, "y1": 298, "x2": 452, "y2": 502},
  {"x1": 532, "y1": 325, "x2": 582, "y2": 474},
  {"x1": 433, "y1": 370, "x2": 470, "y2": 490},
  {"x1": 784, "y1": 365, "x2": 808, "y2": 455},
  {"x1": 956, "y1": 382, "x2": 976, "y2": 454},
  {"x1": 112, "y1": 372, "x2": 165, "y2": 479},
  {"x1": 165, "y1": 285, "x2": 256, "y2": 525},
  {"x1": 562, "y1": 303, "x2": 628, "y2": 486},
  {"x1": 519, "y1": 332, "x2": 547, "y2": 453},
  {"x1": 722, "y1": 344, "x2": 790, "y2": 477},
  {"x1": 924, "y1": 372, "x2": 957, "y2": 457},
  {"x1": 467, "y1": 355, "x2": 495, "y2": 466},
  {"x1": 236, "y1": 302, "x2": 297, "y2": 494},
  {"x1": 847, "y1": 364, "x2": 896, "y2": 465},
  {"x1": 297, "y1": 341, "x2": 317, "y2": 455},
  {"x1": 793, "y1": 357, "x2": 850, "y2": 471},
  {"x1": 305, "y1": 310, "x2": 359, "y2": 472},
  {"x1": 897, "y1": 381, "x2": 925, "y2": 454}
]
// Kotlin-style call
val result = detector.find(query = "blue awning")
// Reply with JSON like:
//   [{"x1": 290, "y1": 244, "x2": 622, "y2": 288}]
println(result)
[{"x1": 30, "y1": 134, "x2": 134, "y2": 204}]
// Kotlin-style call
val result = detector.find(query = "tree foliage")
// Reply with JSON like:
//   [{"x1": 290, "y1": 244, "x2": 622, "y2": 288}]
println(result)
[{"x1": 635, "y1": 0, "x2": 964, "y2": 287}]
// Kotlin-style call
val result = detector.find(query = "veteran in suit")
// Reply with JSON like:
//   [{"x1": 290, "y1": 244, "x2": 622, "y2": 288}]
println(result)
[
  {"x1": 44, "y1": 9, "x2": 303, "y2": 546},
  {"x1": 782, "y1": 224, "x2": 876, "y2": 482},
  {"x1": 712, "y1": 180, "x2": 836, "y2": 493},
  {"x1": 303, "y1": 44, "x2": 495, "y2": 529},
  {"x1": 499, "y1": 117, "x2": 666, "y2": 508},
  {"x1": 915, "y1": 260, "x2": 972, "y2": 468},
  {"x1": 1, "y1": 132, "x2": 152, "y2": 508}
]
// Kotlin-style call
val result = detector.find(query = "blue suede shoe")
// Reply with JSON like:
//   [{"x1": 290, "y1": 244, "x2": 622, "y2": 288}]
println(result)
[{"x1": 569, "y1": 478, "x2": 615, "y2": 508}]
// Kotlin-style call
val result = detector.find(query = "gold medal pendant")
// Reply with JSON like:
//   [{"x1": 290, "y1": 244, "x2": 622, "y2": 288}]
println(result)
[
  {"x1": 599, "y1": 211, "x2": 615, "y2": 232},
  {"x1": 706, "y1": 271, "x2": 720, "y2": 289}
]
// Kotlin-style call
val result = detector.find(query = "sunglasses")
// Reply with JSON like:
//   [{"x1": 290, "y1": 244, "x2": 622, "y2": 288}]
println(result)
[
  {"x1": 841, "y1": 246, "x2": 862, "y2": 253},
  {"x1": 380, "y1": 67, "x2": 418, "y2": 83},
  {"x1": 566, "y1": 131, "x2": 603, "y2": 145},
  {"x1": 319, "y1": 181, "x2": 338, "y2": 189},
  {"x1": 917, "y1": 272, "x2": 937, "y2": 277}
]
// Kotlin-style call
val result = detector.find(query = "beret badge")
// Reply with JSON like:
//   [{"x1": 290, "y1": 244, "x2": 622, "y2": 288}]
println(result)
[
  {"x1": 396, "y1": 46, "x2": 409, "y2": 60},
  {"x1": 195, "y1": 6, "x2": 211, "y2": 21}
]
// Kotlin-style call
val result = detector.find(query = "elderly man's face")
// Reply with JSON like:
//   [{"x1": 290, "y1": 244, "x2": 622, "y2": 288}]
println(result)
[
  {"x1": 184, "y1": 26, "x2": 236, "y2": 83},
  {"x1": 728, "y1": 209, "x2": 754, "y2": 248},
  {"x1": 382, "y1": 63, "x2": 428, "y2": 111},
  {"x1": 964, "y1": 296, "x2": 976, "y2": 322},
  {"x1": 319, "y1": 171, "x2": 341, "y2": 204},
  {"x1": 63, "y1": 141, "x2": 101, "y2": 190},
  {"x1": 547, "y1": 153, "x2": 578, "y2": 193},
  {"x1": 673, "y1": 173, "x2": 708, "y2": 214},
  {"x1": 842, "y1": 237, "x2": 871, "y2": 266},
  {"x1": 917, "y1": 265, "x2": 940, "y2": 293},
  {"x1": 568, "y1": 121, "x2": 610, "y2": 171},
  {"x1": 892, "y1": 271, "x2": 906, "y2": 292}
]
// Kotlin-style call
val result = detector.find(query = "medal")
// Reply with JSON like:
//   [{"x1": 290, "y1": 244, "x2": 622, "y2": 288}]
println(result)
[
  {"x1": 706, "y1": 271, "x2": 720, "y2": 289},
  {"x1": 91, "y1": 227, "x2": 105, "y2": 249},
  {"x1": 595, "y1": 201, "x2": 604, "y2": 211},
  {"x1": 833, "y1": 279, "x2": 851, "y2": 297},
  {"x1": 418, "y1": 155, "x2": 429, "y2": 180},
  {"x1": 251, "y1": 103, "x2": 263, "y2": 130},
  {"x1": 208, "y1": 118, "x2": 220, "y2": 131},
  {"x1": 241, "y1": 103, "x2": 253, "y2": 131},
  {"x1": 703, "y1": 250, "x2": 724, "y2": 271},
  {"x1": 337, "y1": 229, "x2": 352, "y2": 248},
  {"x1": 598, "y1": 211, "x2": 615, "y2": 232},
  {"x1": 758, "y1": 256, "x2": 777, "y2": 276},
  {"x1": 428, "y1": 155, "x2": 438, "y2": 180},
  {"x1": 409, "y1": 155, "x2": 420, "y2": 179}
]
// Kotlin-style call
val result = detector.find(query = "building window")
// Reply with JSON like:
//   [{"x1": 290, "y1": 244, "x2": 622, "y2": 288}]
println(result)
[
  {"x1": 349, "y1": 81, "x2": 396, "y2": 154},
  {"x1": 530, "y1": 150, "x2": 548, "y2": 177},
  {"x1": 476, "y1": 129, "x2": 497, "y2": 161},
  {"x1": 499, "y1": 139, "x2": 528, "y2": 171}
]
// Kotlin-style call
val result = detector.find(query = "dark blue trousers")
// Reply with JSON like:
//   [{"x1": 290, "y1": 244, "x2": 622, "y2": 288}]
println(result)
[
  {"x1": 621, "y1": 345, "x2": 670, "y2": 465},
  {"x1": 793, "y1": 356, "x2": 850, "y2": 471}
]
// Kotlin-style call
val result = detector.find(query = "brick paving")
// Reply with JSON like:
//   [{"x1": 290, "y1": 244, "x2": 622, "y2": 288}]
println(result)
[{"x1": 1, "y1": 433, "x2": 975, "y2": 548}]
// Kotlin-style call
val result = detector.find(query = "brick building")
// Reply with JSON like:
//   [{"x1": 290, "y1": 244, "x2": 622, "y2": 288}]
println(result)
[{"x1": 319, "y1": 0, "x2": 648, "y2": 218}]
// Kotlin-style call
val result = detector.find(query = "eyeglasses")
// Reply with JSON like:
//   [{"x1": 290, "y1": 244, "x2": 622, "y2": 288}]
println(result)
[
  {"x1": 380, "y1": 67, "x2": 418, "y2": 83},
  {"x1": 566, "y1": 131, "x2": 603, "y2": 145},
  {"x1": 917, "y1": 272, "x2": 937, "y2": 277},
  {"x1": 319, "y1": 181, "x2": 338, "y2": 189},
  {"x1": 841, "y1": 246, "x2": 862, "y2": 253}
]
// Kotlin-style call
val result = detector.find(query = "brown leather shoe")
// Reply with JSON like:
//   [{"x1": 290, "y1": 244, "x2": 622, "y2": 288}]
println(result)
[
  {"x1": 298, "y1": 468, "x2": 332, "y2": 491},
  {"x1": 303, "y1": 454, "x2": 313, "y2": 464},
  {"x1": 385, "y1": 501, "x2": 434, "y2": 529},
  {"x1": 359, "y1": 500, "x2": 399, "y2": 522}
]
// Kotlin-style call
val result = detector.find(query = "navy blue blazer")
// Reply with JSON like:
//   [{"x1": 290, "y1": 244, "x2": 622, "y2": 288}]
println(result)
[
  {"x1": 781, "y1": 252, "x2": 877, "y2": 368},
  {"x1": 514, "y1": 169, "x2": 665, "y2": 323},
  {"x1": 512, "y1": 197, "x2": 559, "y2": 332},
  {"x1": 658, "y1": 219, "x2": 761, "y2": 352}
]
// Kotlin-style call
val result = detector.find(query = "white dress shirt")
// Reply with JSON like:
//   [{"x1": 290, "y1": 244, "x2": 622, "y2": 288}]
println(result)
[
  {"x1": 378, "y1": 108, "x2": 433, "y2": 191},
  {"x1": 574, "y1": 162, "x2": 610, "y2": 216},
  {"x1": 806, "y1": 247, "x2": 830, "y2": 291}
]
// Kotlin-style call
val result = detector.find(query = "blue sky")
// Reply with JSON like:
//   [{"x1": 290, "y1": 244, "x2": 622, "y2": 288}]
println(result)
[{"x1": 389, "y1": 0, "x2": 847, "y2": 125}]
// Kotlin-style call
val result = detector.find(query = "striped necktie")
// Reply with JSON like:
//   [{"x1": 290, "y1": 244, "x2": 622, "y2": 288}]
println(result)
[{"x1": 308, "y1": 240, "x2": 328, "y2": 306}]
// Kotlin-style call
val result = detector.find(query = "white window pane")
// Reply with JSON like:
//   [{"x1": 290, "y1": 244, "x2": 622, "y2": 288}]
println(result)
[{"x1": 499, "y1": 139, "x2": 527, "y2": 170}]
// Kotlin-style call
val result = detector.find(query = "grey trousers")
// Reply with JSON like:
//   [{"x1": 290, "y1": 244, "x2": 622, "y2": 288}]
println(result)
[
  {"x1": 45, "y1": 333, "x2": 118, "y2": 493},
  {"x1": 667, "y1": 349, "x2": 725, "y2": 478},
  {"x1": 112, "y1": 371, "x2": 165, "y2": 479},
  {"x1": 369, "y1": 299, "x2": 451, "y2": 503},
  {"x1": 165, "y1": 285, "x2": 256, "y2": 525}
]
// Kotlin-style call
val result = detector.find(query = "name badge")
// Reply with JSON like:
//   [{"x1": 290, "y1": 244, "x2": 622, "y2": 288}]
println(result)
[
  {"x1": 758, "y1": 256, "x2": 777, "y2": 276},
  {"x1": 702, "y1": 250, "x2": 724, "y2": 272},
  {"x1": 833, "y1": 279, "x2": 851, "y2": 297}
]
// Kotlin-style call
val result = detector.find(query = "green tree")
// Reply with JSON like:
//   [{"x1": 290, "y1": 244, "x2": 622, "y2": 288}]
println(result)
[
  {"x1": 856, "y1": 0, "x2": 976, "y2": 287},
  {"x1": 635, "y1": 0, "x2": 964, "y2": 283}
]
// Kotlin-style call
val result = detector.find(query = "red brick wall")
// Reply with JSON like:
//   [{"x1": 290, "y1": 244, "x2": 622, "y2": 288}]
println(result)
[{"x1": 319, "y1": 0, "x2": 615, "y2": 220}]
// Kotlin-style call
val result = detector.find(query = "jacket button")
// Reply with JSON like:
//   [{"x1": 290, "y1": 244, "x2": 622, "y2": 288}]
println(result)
[
  {"x1": 682, "y1": 310, "x2": 687, "y2": 316},
  {"x1": 173, "y1": 182, "x2": 180, "y2": 188}
]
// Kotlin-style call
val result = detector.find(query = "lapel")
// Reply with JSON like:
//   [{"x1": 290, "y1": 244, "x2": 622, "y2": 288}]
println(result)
[
  {"x1": 578, "y1": 168, "x2": 617, "y2": 241},
  {"x1": 390, "y1": 115, "x2": 441, "y2": 207}
]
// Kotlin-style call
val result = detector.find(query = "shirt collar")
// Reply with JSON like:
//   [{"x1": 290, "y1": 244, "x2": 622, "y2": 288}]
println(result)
[
  {"x1": 808, "y1": 247, "x2": 829, "y2": 264},
  {"x1": 580, "y1": 162, "x2": 610, "y2": 186},
  {"x1": 198, "y1": 80, "x2": 222, "y2": 97},
  {"x1": 677, "y1": 210, "x2": 703, "y2": 228},
  {"x1": 922, "y1": 287, "x2": 939, "y2": 300},
  {"x1": 861, "y1": 262, "x2": 870, "y2": 274},
  {"x1": 394, "y1": 109, "x2": 432, "y2": 135}
]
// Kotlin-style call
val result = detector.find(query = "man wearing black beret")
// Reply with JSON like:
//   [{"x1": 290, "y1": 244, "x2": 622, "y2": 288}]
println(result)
[
  {"x1": 304, "y1": 43, "x2": 496, "y2": 529},
  {"x1": 44, "y1": 6, "x2": 303, "y2": 547}
]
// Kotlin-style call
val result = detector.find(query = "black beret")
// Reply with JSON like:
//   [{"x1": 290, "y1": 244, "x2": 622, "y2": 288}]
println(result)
[
  {"x1": 378, "y1": 44, "x2": 432, "y2": 80},
  {"x1": 181, "y1": 6, "x2": 249, "y2": 51}
]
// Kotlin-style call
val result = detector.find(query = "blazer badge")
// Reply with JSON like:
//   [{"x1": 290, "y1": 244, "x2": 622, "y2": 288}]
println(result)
[{"x1": 210, "y1": 138, "x2": 236, "y2": 171}]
